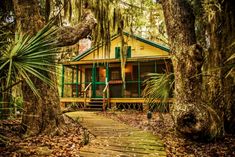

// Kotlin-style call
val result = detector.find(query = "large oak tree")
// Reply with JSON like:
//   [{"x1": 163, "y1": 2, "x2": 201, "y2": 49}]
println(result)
[
  {"x1": 161, "y1": 0, "x2": 235, "y2": 140},
  {"x1": 12, "y1": 0, "x2": 96, "y2": 135}
]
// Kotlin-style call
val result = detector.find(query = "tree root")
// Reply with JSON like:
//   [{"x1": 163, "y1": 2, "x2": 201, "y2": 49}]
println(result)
[{"x1": 171, "y1": 103, "x2": 224, "y2": 141}]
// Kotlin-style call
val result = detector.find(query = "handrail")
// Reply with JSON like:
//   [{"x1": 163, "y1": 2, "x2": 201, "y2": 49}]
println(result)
[
  {"x1": 102, "y1": 83, "x2": 109, "y2": 111},
  {"x1": 84, "y1": 82, "x2": 92, "y2": 92},
  {"x1": 103, "y1": 84, "x2": 109, "y2": 93},
  {"x1": 84, "y1": 82, "x2": 92, "y2": 108}
]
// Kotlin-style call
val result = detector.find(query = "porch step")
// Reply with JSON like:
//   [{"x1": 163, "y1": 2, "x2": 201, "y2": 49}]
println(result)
[
  {"x1": 83, "y1": 108, "x2": 103, "y2": 111},
  {"x1": 90, "y1": 98, "x2": 103, "y2": 101},
  {"x1": 85, "y1": 98, "x2": 104, "y2": 111}
]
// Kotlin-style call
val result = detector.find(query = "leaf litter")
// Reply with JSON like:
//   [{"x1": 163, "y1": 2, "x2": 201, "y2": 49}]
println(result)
[
  {"x1": 0, "y1": 115, "x2": 83, "y2": 157},
  {"x1": 99, "y1": 111, "x2": 235, "y2": 157},
  {"x1": 1, "y1": 111, "x2": 235, "y2": 157}
]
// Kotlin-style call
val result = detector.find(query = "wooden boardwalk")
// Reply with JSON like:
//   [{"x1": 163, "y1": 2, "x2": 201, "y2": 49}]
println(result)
[{"x1": 66, "y1": 111, "x2": 166, "y2": 157}]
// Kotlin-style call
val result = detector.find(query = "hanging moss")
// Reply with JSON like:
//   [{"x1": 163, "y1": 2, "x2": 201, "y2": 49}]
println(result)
[{"x1": 32, "y1": 0, "x2": 167, "y2": 81}]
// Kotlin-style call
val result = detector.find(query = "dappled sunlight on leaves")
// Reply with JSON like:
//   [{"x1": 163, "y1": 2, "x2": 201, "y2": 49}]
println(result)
[{"x1": 99, "y1": 111, "x2": 235, "y2": 157}]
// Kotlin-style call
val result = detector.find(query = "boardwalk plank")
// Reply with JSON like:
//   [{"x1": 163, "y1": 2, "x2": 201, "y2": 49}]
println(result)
[{"x1": 66, "y1": 111, "x2": 166, "y2": 157}]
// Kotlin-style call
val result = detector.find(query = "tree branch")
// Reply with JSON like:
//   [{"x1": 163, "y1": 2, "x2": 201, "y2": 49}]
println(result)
[{"x1": 56, "y1": 9, "x2": 97, "y2": 47}]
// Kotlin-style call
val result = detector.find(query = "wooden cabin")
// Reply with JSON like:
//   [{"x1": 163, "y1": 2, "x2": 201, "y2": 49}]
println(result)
[{"x1": 60, "y1": 32, "x2": 172, "y2": 111}]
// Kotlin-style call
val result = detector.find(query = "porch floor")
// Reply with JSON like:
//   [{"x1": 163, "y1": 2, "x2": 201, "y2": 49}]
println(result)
[{"x1": 66, "y1": 111, "x2": 166, "y2": 157}]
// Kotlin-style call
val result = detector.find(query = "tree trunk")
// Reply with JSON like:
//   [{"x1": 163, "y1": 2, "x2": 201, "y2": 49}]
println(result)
[
  {"x1": 203, "y1": 0, "x2": 235, "y2": 134},
  {"x1": 0, "y1": 78, "x2": 11, "y2": 119},
  {"x1": 161, "y1": 0, "x2": 223, "y2": 141},
  {"x1": 13, "y1": 0, "x2": 97, "y2": 136},
  {"x1": 13, "y1": 0, "x2": 64, "y2": 136},
  {"x1": 21, "y1": 72, "x2": 65, "y2": 135}
]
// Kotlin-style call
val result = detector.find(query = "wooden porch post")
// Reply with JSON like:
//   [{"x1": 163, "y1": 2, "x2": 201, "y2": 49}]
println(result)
[
  {"x1": 138, "y1": 62, "x2": 141, "y2": 97},
  {"x1": 80, "y1": 65, "x2": 82, "y2": 92},
  {"x1": 61, "y1": 65, "x2": 65, "y2": 97},
  {"x1": 92, "y1": 64, "x2": 96, "y2": 97},
  {"x1": 106, "y1": 63, "x2": 110, "y2": 108},
  {"x1": 106, "y1": 63, "x2": 109, "y2": 84},
  {"x1": 76, "y1": 65, "x2": 79, "y2": 97},
  {"x1": 71, "y1": 66, "x2": 74, "y2": 97}
]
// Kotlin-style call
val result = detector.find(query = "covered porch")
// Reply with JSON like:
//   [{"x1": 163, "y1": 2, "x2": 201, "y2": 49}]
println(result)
[{"x1": 60, "y1": 57, "x2": 172, "y2": 110}]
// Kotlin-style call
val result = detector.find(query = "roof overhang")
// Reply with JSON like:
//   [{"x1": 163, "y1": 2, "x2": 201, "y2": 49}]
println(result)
[{"x1": 63, "y1": 56, "x2": 171, "y2": 65}]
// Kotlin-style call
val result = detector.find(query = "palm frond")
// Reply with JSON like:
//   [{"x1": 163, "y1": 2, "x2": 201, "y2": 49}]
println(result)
[
  {"x1": 142, "y1": 73, "x2": 174, "y2": 112},
  {"x1": 227, "y1": 53, "x2": 235, "y2": 62},
  {"x1": 0, "y1": 21, "x2": 59, "y2": 97}
]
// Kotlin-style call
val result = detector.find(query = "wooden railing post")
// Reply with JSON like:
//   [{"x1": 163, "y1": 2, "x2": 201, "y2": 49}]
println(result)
[
  {"x1": 84, "y1": 92, "x2": 87, "y2": 108},
  {"x1": 84, "y1": 83, "x2": 92, "y2": 109},
  {"x1": 107, "y1": 85, "x2": 110, "y2": 108},
  {"x1": 103, "y1": 92, "x2": 105, "y2": 111},
  {"x1": 102, "y1": 83, "x2": 109, "y2": 111}
]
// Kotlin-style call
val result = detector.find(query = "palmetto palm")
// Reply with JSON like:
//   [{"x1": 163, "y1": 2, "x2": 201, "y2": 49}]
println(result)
[
  {"x1": 142, "y1": 73, "x2": 174, "y2": 112},
  {"x1": 226, "y1": 52, "x2": 235, "y2": 77},
  {"x1": 0, "y1": 22, "x2": 59, "y2": 97}
]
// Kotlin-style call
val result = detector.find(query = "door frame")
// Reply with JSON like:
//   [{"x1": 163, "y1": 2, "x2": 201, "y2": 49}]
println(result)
[{"x1": 91, "y1": 63, "x2": 109, "y2": 98}]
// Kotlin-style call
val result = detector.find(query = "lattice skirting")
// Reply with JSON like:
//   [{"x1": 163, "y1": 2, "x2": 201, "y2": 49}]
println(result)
[{"x1": 115, "y1": 103, "x2": 143, "y2": 111}]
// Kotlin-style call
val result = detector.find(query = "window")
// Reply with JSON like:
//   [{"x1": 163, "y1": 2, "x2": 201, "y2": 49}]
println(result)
[
  {"x1": 115, "y1": 47, "x2": 120, "y2": 59},
  {"x1": 127, "y1": 46, "x2": 131, "y2": 58},
  {"x1": 140, "y1": 61, "x2": 155, "y2": 81},
  {"x1": 111, "y1": 71, "x2": 121, "y2": 80},
  {"x1": 115, "y1": 46, "x2": 131, "y2": 59},
  {"x1": 110, "y1": 67, "x2": 121, "y2": 80}
]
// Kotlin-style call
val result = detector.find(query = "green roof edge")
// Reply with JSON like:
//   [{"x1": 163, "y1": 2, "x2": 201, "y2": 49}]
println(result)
[
  {"x1": 123, "y1": 32, "x2": 170, "y2": 52},
  {"x1": 72, "y1": 32, "x2": 170, "y2": 61}
]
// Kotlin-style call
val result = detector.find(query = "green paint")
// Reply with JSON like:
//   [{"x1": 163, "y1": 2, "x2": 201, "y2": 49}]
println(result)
[
  {"x1": 72, "y1": 67, "x2": 74, "y2": 83},
  {"x1": 115, "y1": 47, "x2": 121, "y2": 59},
  {"x1": 124, "y1": 32, "x2": 170, "y2": 52},
  {"x1": 127, "y1": 46, "x2": 131, "y2": 58},
  {"x1": 61, "y1": 65, "x2": 65, "y2": 97},
  {"x1": 90, "y1": 63, "x2": 108, "y2": 98},
  {"x1": 138, "y1": 62, "x2": 141, "y2": 97},
  {"x1": 92, "y1": 64, "x2": 96, "y2": 97},
  {"x1": 76, "y1": 65, "x2": 79, "y2": 97}
]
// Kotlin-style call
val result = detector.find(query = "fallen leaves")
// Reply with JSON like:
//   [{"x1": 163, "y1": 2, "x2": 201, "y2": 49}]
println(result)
[
  {"x1": 0, "y1": 115, "x2": 83, "y2": 157},
  {"x1": 1, "y1": 111, "x2": 235, "y2": 157},
  {"x1": 99, "y1": 111, "x2": 235, "y2": 157}
]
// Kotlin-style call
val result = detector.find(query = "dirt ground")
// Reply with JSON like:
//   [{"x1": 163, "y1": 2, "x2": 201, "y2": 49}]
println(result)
[{"x1": 99, "y1": 111, "x2": 235, "y2": 157}]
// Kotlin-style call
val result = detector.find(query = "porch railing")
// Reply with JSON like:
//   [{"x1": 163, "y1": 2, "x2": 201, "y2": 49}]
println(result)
[
  {"x1": 102, "y1": 82, "x2": 110, "y2": 111},
  {"x1": 84, "y1": 82, "x2": 92, "y2": 108}
]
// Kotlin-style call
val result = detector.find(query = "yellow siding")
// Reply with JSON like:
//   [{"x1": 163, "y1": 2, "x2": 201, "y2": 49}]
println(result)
[{"x1": 80, "y1": 36, "x2": 169, "y2": 61}]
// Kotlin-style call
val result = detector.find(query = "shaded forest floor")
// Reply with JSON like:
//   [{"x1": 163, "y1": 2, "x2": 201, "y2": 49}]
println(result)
[
  {"x1": 1, "y1": 111, "x2": 235, "y2": 157},
  {"x1": 99, "y1": 111, "x2": 235, "y2": 157},
  {"x1": 0, "y1": 115, "x2": 83, "y2": 157}
]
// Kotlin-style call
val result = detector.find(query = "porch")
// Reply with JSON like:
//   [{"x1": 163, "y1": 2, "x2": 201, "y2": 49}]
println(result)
[{"x1": 60, "y1": 57, "x2": 173, "y2": 111}]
